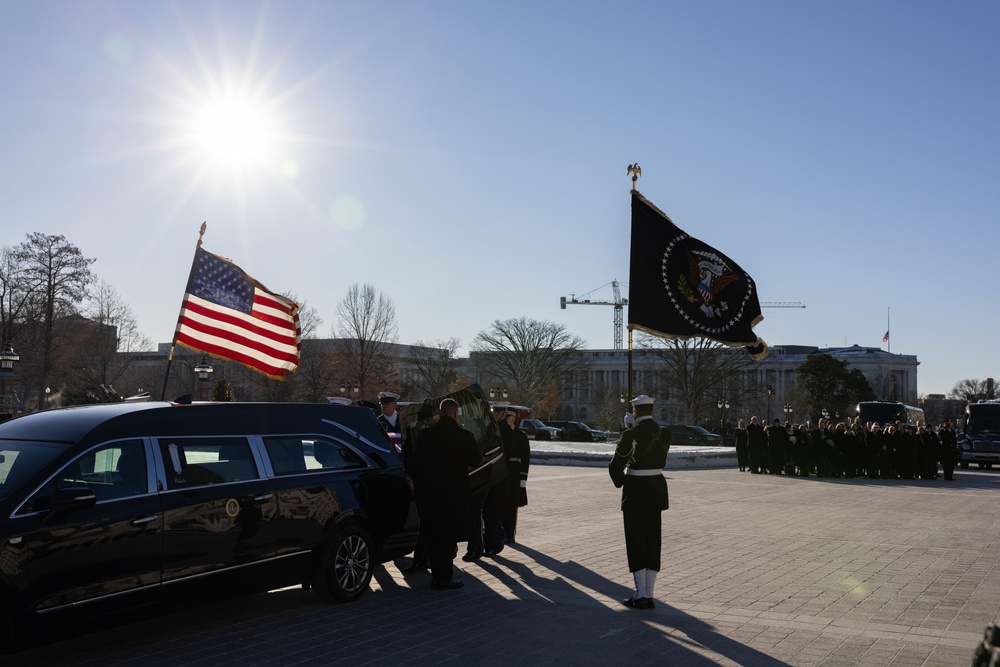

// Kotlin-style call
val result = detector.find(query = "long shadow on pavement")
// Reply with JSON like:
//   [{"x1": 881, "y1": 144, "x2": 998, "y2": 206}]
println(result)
[{"x1": 468, "y1": 542, "x2": 791, "y2": 666}]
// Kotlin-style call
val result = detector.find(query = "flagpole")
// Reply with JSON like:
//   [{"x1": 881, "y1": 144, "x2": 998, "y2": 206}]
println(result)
[
  {"x1": 160, "y1": 223, "x2": 207, "y2": 400},
  {"x1": 625, "y1": 164, "x2": 641, "y2": 404},
  {"x1": 887, "y1": 307, "x2": 891, "y2": 354},
  {"x1": 627, "y1": 327, "x2": 633, "y2": 403}
]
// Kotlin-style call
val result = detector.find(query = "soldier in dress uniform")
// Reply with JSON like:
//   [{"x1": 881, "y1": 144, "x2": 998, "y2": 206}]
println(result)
[
  {"x1": 609, "y1": 395, "x2": 670, "y2": 610},
  {"x1": 376, "y1": 391, "x2": 401, "y2": 434},
  {"x1": 482, "y1": 402, "x2": 512, "y2": 556},
  {"x1": 502, "y1": 407, "x2": 530, "y2": 544}
]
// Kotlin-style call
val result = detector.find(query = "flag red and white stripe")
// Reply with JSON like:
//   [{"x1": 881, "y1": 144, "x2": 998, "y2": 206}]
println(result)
[
  {"x1": 882, "y1": 330, "x2": 889, "y2": 343},
  {"x1": 174, "y1": 247, "x2": 301, "y2": 378}
]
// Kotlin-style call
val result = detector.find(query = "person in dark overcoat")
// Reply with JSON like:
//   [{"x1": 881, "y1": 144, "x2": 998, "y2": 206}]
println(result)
[
  {"x1": 609, "y1": 395, "x2": 670, "y2": 610},
  {"x1": 938, "y1": 421, "x2": 957, "y2": 481},
  {"x1": 918, "y1": 424, "x2": 939, "y2": 480},
  {"x1": 746, "y1": 416, "x2": 767, "y2": 474},
  {"x1": 401, "y1": 402, "x2": 437, "y2": 573},
  {"x1": 502, "y1": 408, "x2": 530, "y2": 544},
  {"x1": 734, "y1": 420, "x2": 749, "y2": 472},
  {"x1": 766, "y1": 419, "x2": 788, "y2": 475},
  {"x1": 412, "y1": 398, "x2": 481, "y2": 590}
]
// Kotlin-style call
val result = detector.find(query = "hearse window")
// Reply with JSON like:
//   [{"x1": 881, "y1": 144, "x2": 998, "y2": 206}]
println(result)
[
  {"x1": 158, "y1": 437, "x2": 258, "y2": 490},
  {"x1": 0, "y1": 440, "x2": 64, "y2": 503},
  {"x1": 263, "y1": 436, "x2": 367, "y2": 475},
  {"x1": 28, "y1": 439, "x2": 148, "y2": 507}
]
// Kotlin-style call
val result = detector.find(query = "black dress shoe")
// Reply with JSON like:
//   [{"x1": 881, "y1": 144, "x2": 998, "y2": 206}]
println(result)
[
  {"x1": 623, "y1": 596, "x2": 655, "y2": 609},
  {"x1": 431, "y1": 579, "x2": 464, "y2": 590},
  {"x1": 461, "y1": 550, "x2": 484, "y2": 562},
  {"x1": 403, "y1": 563, "x2": 428, "y2": 574}
]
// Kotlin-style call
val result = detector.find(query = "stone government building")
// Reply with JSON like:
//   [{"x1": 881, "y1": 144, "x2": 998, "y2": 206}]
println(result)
[
  {"x1": 111, "y1": 339, "x2": 921, "y2": 429},
  {"x1": 486, "y1": 344, "x2": 921, "y2": 427}
]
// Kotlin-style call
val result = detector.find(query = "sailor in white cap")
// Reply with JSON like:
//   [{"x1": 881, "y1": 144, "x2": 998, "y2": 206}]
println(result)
[
  {"x1": 377, "y1": 391, "x2": 401, "y2": 433},
  {"x1": 608, "y1": 394, "x2": 671, "y2": 610}
]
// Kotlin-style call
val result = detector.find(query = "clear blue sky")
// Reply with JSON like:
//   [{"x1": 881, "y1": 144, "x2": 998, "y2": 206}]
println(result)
[{"x1": 2, "y1": 1, "x2": 997, "y2": 396}]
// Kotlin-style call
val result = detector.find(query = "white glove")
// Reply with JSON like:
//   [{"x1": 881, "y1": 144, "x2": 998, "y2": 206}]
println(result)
[{"x1": 520, "y1": 480, "x2": 526, "y2": 488}]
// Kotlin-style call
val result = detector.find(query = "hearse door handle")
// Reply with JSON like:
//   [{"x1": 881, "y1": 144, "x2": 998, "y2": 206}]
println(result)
[
  {"x1": 131, "y1": 515, "x2": 158, "y2": 526},
  {"x1": 254, "y1": 493, "x2": 274, "y2": 502}
]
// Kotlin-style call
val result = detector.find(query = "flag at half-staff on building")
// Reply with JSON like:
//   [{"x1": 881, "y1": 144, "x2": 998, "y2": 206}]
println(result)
[
  {"x1": 628, "y1": 190, "x2": 768, "y2": 359},
  {"x1": 173, "y1": 245, "x2": 301, "y2": 378}
]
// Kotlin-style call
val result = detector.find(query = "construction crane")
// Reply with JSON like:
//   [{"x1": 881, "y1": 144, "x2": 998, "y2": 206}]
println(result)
[
  {"x1": 561, "y1": 280, "x2": 629, "y2": 349},
  {"x1": 560, "y1": 286, "x2": 804, "y2": 350}
]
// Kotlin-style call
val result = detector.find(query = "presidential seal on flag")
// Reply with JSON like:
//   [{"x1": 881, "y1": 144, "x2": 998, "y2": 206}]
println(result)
[{"x1": 629, "y1": 191, "x2": 767, "y2": 359}]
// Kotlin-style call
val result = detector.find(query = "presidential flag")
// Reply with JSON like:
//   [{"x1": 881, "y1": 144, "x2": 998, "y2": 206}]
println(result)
[
  {"x1": 628, "y1": 191, "x2": 768, "y2": 359},
  {"x1": 174, "y1": 246, "x2": 301, "y2": 378}
]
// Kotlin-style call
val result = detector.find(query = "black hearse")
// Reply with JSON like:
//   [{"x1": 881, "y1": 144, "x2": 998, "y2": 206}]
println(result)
[{"x1": 0, "y1": 401, "x2": 418, "y2": 649}]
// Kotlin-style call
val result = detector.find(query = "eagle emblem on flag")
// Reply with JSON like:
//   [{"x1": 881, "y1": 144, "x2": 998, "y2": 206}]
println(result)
[{"x1": 631, "y1": 191, "x2": 767, "y2": 358}]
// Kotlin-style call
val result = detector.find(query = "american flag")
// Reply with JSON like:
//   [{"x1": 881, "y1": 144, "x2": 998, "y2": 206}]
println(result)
[
  {"x1": 174, "y1": 247, "x2": 301, "y2": 378},
  {"x1": 882, "y1": 330, "x2": 889, "y2": 343}
]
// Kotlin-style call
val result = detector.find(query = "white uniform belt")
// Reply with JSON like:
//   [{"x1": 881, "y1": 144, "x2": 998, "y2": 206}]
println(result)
[{"x1": 627, "y1": 468, "x2": 663, "y2": 477}]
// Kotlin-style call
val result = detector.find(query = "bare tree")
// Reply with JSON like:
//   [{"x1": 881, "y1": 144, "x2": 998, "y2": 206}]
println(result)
[
  {"x1": 81, "y1": 280, "x2": 152, "y2": 391},
  {"x1": 294, "y1": 338, "x2": 340, "y2": 403},
  {"x1": 471, "y1": 317, "x2": 586, "y2": 409},
  {"x1": 644, "y1": 336, "x2": 757, "y2": 425},
  {"x1": 0, "y1": 246, "x2": 32, "y2": 347},
  {"x1": 407, "y1": 338, "x2": 462, "y2": 398},
  {"x1": 15, "y1": 234, "x2": 95, "y2": 405},
  {"x1": 593, "y1": 386, "x2": 628, "y2": 432},
  {"x1": 950, "y1": 378, "x2": 994, "y2": 402},
  {"x1": 334, "y1": 283, "x2": 399, "y2": 398}
]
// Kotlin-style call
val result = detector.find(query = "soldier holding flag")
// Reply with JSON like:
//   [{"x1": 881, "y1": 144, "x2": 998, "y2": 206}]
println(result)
[{"x1": 609, "y1": 395, "x2": 670, "y2": 610}]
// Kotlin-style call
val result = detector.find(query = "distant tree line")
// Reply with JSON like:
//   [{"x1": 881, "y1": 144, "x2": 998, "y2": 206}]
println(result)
[{"x1": 3, "y1": 233, "x2": 985, "y2": 429}]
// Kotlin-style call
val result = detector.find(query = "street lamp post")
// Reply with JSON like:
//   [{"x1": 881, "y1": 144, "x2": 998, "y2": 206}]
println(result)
[
  {"x1": 339, "y1": 381, "x2": 359, "y2": 397},
  {"x1": 0, "y1": 343, "x2": 19, "y2": 419},
  {"x1": 489, "y1": 387, "x2": 509, "y2": 400},
  {"x1": 766, "y1": 385, "x2": 775, "y2": 421},
  {"x1": 783, "y1": 403, "x2": 793, "y2": 423},
  {"x1": 194, "y1": 357, "x2": 213, "y2": 401},
  {"x1": 717, "y1": 398, "x2": 730, "y2": 428}
]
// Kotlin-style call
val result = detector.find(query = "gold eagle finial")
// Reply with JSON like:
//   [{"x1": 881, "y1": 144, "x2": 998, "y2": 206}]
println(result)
[{"x1": 627, "y1": 163, "x2": 642, "y2": 191}]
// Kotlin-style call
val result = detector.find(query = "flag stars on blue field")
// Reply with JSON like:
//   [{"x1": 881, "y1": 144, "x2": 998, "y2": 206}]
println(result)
[{"x1": 190, "y1": 249, "x2": 254, "y2": 313}]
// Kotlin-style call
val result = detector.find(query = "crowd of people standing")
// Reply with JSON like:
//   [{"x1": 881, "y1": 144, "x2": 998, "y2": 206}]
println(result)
[{"x1": 734, "y1": 416, "x2": 959, "y2": 481}]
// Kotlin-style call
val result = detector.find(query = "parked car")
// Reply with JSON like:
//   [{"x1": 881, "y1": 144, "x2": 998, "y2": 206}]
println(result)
[
  {"x1": 712, "y1": 427, "x2": 738, "y2": 447},
  {"x1": 546, "y1": 420, "x2": 607, "y2": 443},
  {"x1": 519, "y1": 419, "x2": 562, "y2": 441},
  {"x1": 0, "y1": 401, "x2": 419, "y2": 650},
  {"x1": 661, "y1": 425, "x2": 725, "y2": 446}
]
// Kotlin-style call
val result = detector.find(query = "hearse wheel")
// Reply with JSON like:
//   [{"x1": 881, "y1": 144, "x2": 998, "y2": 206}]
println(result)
[{"x1": 313, "y1": 523, "x2": 374, "y2": 603}]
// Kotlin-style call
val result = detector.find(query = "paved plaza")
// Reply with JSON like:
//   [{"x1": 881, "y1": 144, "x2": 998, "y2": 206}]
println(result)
[{"x1": 18, "y1": 461, "x2": 1000, "y2": 666}]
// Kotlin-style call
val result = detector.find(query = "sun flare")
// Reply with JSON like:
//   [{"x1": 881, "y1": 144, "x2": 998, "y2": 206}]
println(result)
[{"x1": 190, "y1": 90, "x2": 281, "y2": 174}]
